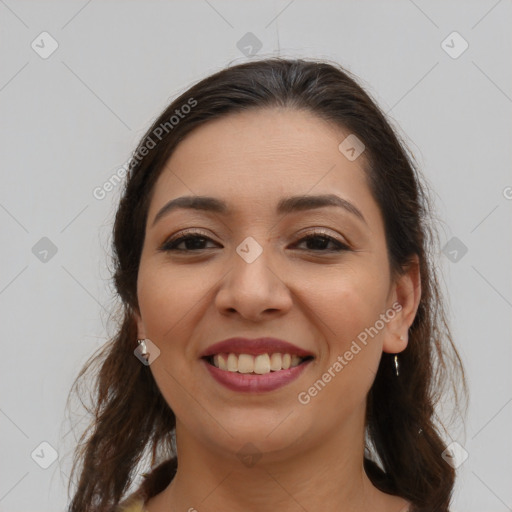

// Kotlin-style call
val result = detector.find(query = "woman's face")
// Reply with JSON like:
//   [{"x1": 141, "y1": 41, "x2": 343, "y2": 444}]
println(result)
[{"x1": 135, "y1": 107, "x2": 419, "y2": 461}]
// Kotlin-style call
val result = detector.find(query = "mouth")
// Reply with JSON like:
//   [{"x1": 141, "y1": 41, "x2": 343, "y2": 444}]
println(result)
[
  {"x1": 202, "y1": 353, "x2": 314, "y2": 393},
  {"x1": 199, "y1": 337, "x2": 315, "y2": 391},
  {"x1": 202, "y1": 352, "x2": 315, "y2": 374}
]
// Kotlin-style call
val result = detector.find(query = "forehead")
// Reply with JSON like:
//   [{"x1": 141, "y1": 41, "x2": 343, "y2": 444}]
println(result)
[{"x1": 147, "y1": 108, "x2": 382, "y2": 230}]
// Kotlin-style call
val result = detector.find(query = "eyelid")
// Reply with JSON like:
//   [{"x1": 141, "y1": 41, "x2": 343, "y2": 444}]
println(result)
[
  {"x1": 160, "y1": 227, "x2": 353, "y2": 254},
  {"x1": 164, "y1": 227, "x2": 215, "y2": 240},
  {"x1": 162, "y1": 226, "x2": 348, "y2": 244},
  {"x1": 292, "y1": 227, "x2": 351, "y2": 247}
]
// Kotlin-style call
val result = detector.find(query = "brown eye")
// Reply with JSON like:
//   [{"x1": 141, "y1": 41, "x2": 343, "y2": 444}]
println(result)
[
  {"x1": 294, "y1": 232, "x2": 350, "y2": 252},
  {"x1": 160, "y1": 232, "x2": 220, "y2": 252}
]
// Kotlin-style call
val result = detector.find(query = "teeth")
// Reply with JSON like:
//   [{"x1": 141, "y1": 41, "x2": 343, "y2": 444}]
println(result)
[
  {"x1": 210, "y1": 352, "x2": 306, "y2": 374},
  {"x1": 254, "y1": 354, "x2": 270, "y2": 374},
  {"x1": 218, "y1": 353, "x2": 227, "y2": 371},
  {"x1": 213, "y1": 354, "x2": 228, "y2": 371},
  {"x1": 227, "y1": 353, "x2": 238, "y2": 372},
  {"x1": 291, "y1": 355, "x2": 302, "y2": 367},
  {"x1": 269, "y1": 353, "x2": 282, "y2": 371},
  {"x1": 238, "y1": 354, "x2": 254, "y2": 374}
]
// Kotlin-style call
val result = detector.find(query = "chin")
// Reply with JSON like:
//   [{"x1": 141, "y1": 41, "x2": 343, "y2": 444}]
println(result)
[{"x1": 209, "y1": 419, "x2": 308, "y2": 460}]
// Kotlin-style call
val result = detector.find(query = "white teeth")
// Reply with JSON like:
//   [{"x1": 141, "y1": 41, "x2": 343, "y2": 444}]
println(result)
[
  {"x1": 218, "y1": 353, "x2": 227, "y2": 370},
  {"x1": 227, "y1": 353, "x2": 238, "y2": 372},
  {"x1": 238, "y1": 354, "x2": 254, "y2": 374},
  {"x1": 291, "y1": 355, "x2": 302, "y2": 367},
  {"x1": 254, "y1": 354, "x2": 271, "y2": 374},
  {"x1": 210, "y1": 352, "x2": 306, "y2": 374},
  {"x1": 269, "y1": 353, "x2": 282, "y2": 371}
]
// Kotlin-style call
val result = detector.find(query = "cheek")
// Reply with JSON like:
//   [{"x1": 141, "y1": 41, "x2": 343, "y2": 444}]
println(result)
[
  {"x1": 306, "y1": 268, "x2": 388, "y2": 398},
  {"x1": 296, "y1": 280, "x2": 386, "y2": 431},
  {"x1": 310, "y1": 268, "x2": 388, "y2": 347},
  {"x1": 137, "y1": 264, "x2": 208, "y2": 414},
  {"x1": 137, "y1": 262, "x2": 207, "y2": 343}
]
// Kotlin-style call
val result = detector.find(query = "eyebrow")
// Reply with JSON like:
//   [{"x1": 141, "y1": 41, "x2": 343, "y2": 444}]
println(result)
[{"x1": 151, "y1": 193, "x2": 367, "y2": 227}]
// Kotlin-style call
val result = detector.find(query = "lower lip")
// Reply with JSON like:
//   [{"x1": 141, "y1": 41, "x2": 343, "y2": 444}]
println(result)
[{"x1": 202, "y1": 358, "x2": 312, "y2": 393}]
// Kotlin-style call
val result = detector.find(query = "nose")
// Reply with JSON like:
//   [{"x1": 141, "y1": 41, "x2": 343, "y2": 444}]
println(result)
[{"x1": 214, "y1": 242, "x2": 293, "y2": 322}]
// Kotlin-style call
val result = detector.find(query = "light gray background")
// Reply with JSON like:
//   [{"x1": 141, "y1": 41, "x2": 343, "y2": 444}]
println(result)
[{"x1": 1, "y1": 1, "x2": 511, "y2": 511}]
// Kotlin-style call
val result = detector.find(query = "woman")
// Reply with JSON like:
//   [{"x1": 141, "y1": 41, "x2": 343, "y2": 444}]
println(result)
[{"x1": 66, "y1": 58, "x2": 467, "y2": 512}]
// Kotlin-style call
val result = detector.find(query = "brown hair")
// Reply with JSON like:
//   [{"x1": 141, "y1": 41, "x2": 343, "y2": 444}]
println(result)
[{"x1": 65, "y1": 57, "x2": 467, "y2": 512}]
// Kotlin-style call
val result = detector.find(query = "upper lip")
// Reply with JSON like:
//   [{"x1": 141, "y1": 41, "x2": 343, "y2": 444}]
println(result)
[{"x1": 200, "y1": 337, "x2": 315, "y2": 358}]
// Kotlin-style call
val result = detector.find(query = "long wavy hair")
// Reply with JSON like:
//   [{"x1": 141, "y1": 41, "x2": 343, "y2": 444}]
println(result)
[{"x1": 65, "y1": 57, "x2": 467, "y2": 512}]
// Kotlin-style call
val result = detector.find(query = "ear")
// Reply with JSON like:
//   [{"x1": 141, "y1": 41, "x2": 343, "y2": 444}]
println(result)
[
  {"x1": 133, "y1": 308, "x2": 147, "y2": 340},
  {"x1": 382, "y1": 254, "x2": 421, "y2": 354}
]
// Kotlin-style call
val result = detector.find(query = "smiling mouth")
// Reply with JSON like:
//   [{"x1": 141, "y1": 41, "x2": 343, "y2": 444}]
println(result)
[{"x1": 203, "y1": 352, "x2": 314, "y2": 375}]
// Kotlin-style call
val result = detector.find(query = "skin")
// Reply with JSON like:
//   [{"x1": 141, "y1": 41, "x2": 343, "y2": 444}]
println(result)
[{"x1": 134, "y1": 108, "x2": 421, "y2": 512}]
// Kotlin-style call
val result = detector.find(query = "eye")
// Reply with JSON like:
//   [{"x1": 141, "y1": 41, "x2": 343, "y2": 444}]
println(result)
[
  {"x1": 159, "y1": 229, "x2": 351, "y2": 254},
  {"x1": 293, "y1": 231, "x2": 351, "y2": 253},
  {"x1": 160, "y1": 230, "x2": 219, "y2": 252}
]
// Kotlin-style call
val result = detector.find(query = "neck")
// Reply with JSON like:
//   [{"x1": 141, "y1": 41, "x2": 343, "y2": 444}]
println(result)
[{"x1": 147, "y1": 408, "x2": 405, "y2": 512}]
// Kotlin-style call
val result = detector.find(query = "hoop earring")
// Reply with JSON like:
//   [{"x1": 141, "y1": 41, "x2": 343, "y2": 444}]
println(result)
[{"x1": 394, "y1": 354, "x2": 399, "y2": 377}]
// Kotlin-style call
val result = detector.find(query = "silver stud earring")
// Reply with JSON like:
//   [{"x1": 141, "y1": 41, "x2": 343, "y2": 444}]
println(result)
[
  {"x1": 394, "y1": 354, "x2": 399, "y2": 377},
  {"x1": 137, "y1": 339, "x2": 149, "y2": 362}
]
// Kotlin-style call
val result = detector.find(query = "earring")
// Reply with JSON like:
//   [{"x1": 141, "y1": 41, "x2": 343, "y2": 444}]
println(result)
[
  {"x1": 137, "y1": 339, "x2": 149, "y2": 363},
  {"x1": 394, "y1": 354, "x2": 399, "y2": 377}
]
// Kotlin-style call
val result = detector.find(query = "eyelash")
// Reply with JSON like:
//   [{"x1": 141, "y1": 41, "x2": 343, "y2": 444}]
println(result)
[{"x1": 160, "y1": 229, "x2": 351, "y2": 254}]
